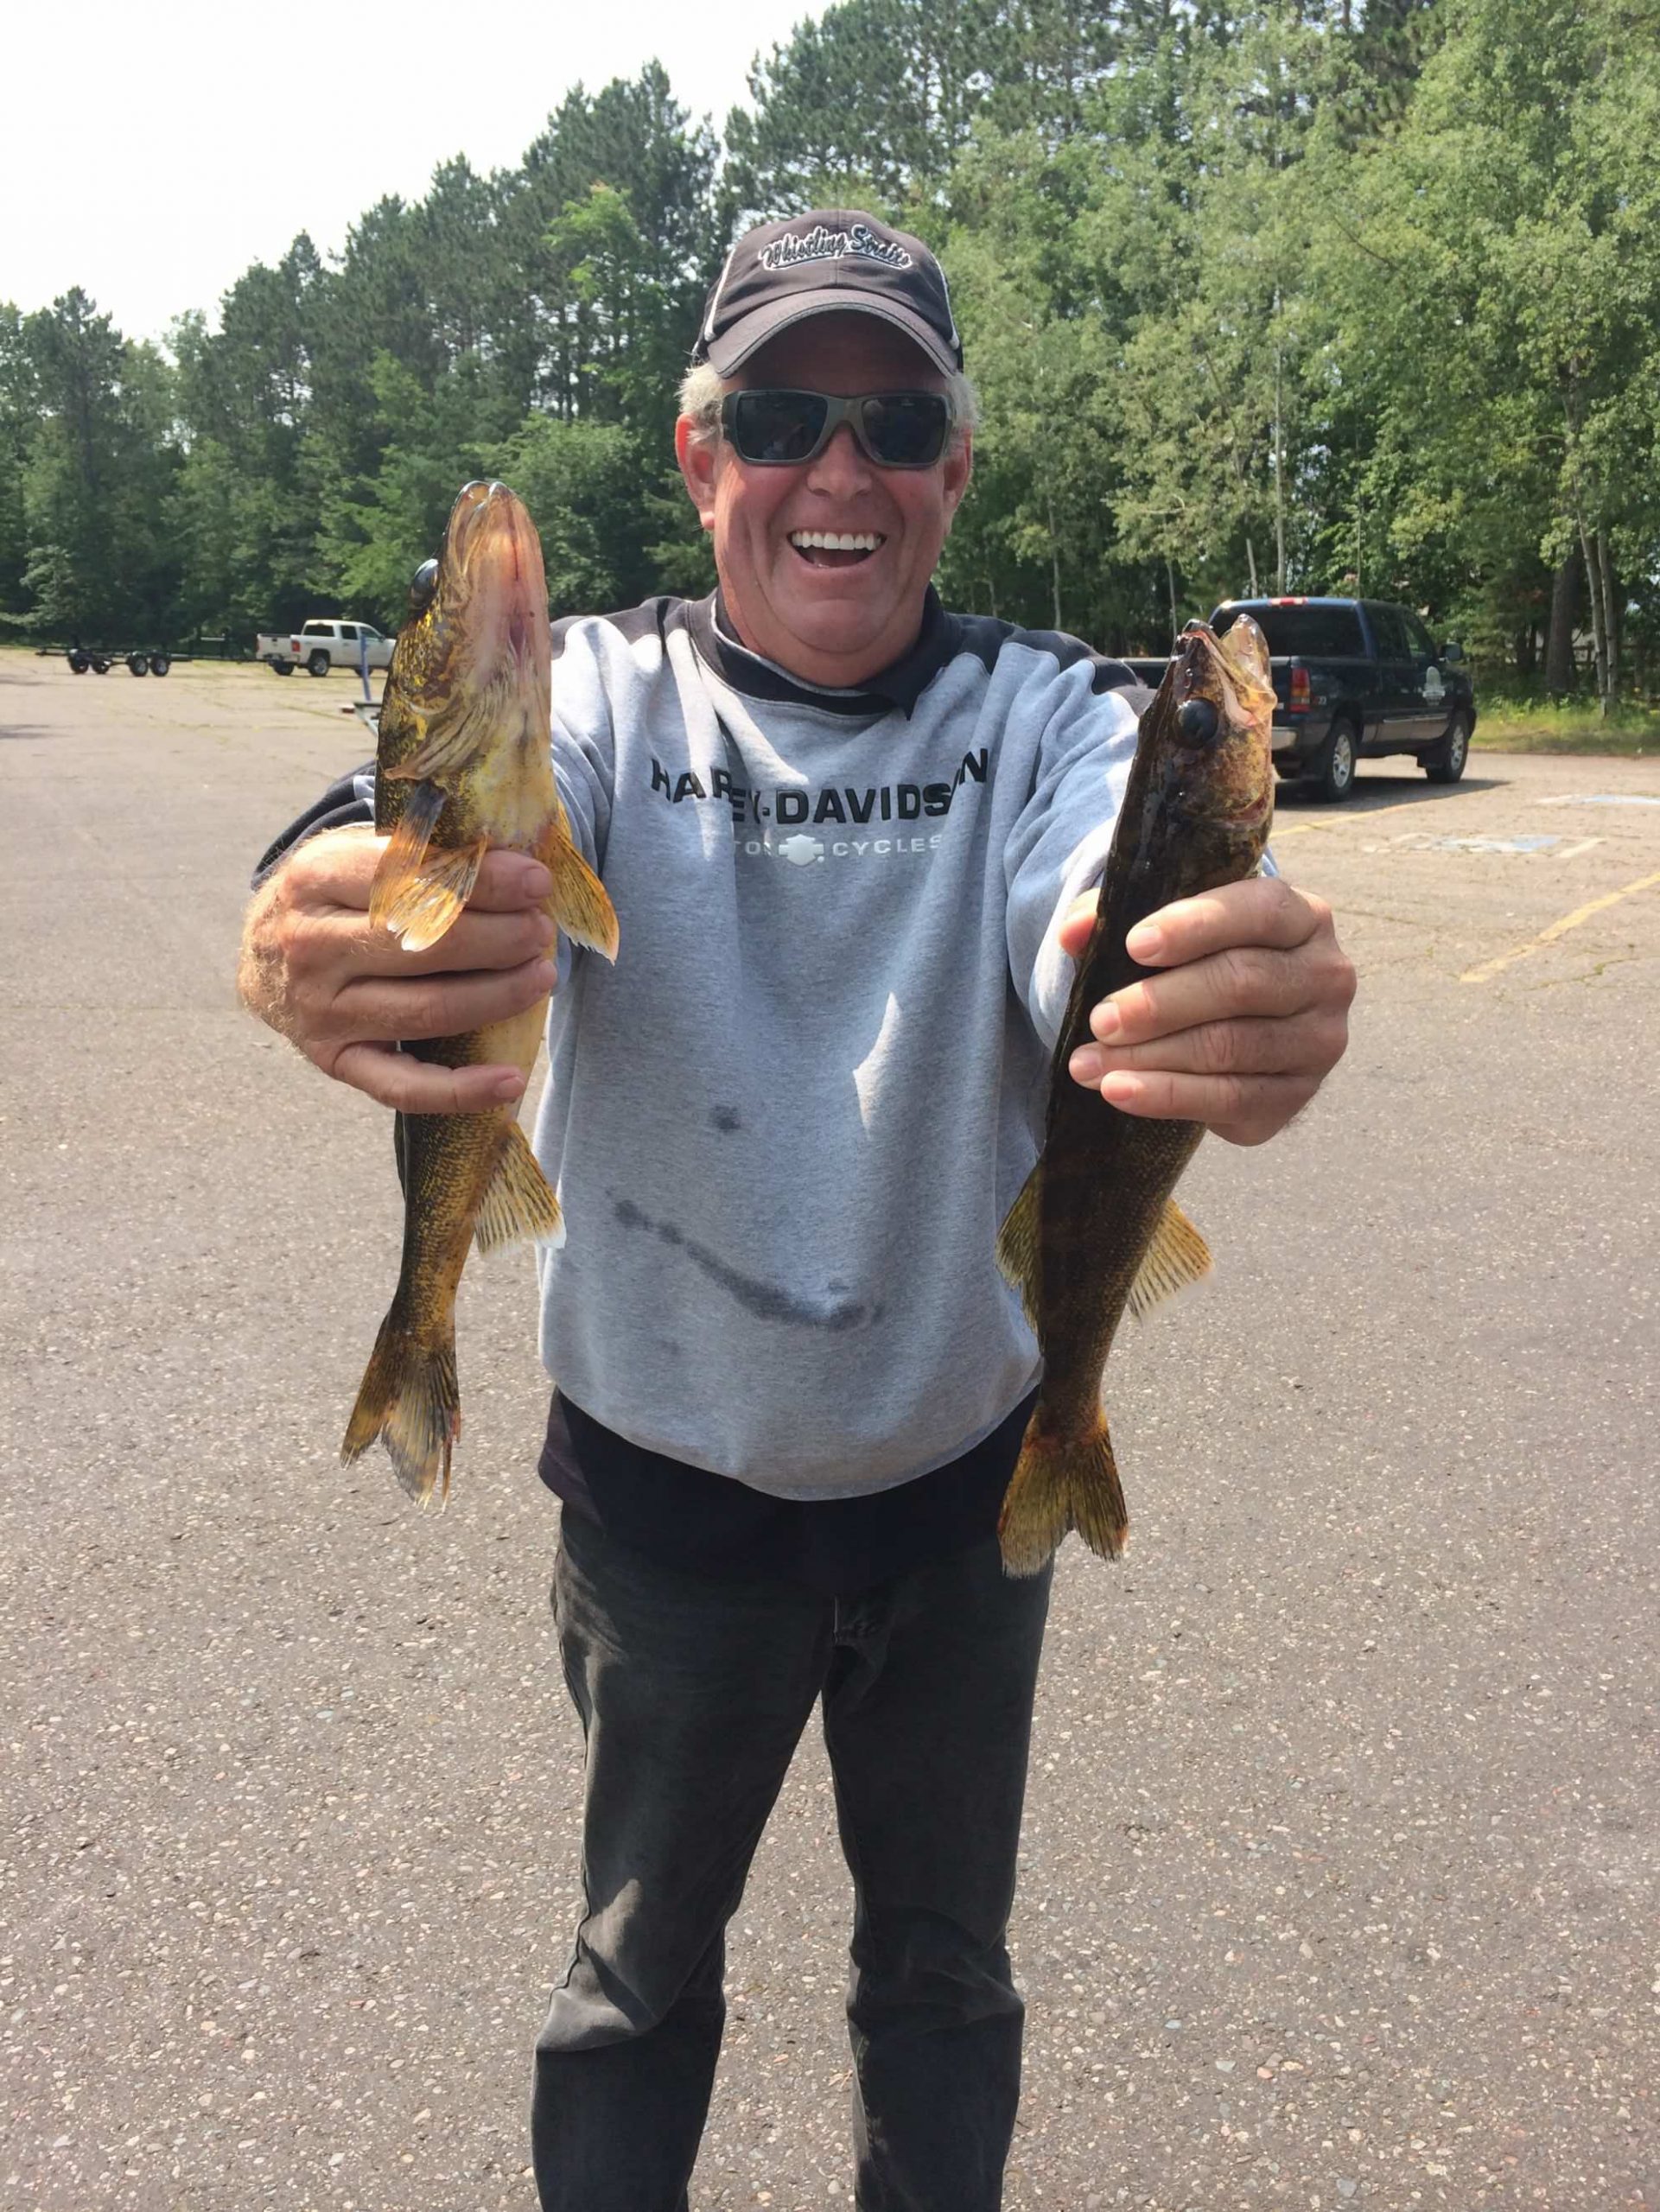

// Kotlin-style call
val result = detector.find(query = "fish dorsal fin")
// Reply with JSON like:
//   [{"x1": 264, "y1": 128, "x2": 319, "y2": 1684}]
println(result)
[
  {"x1": 541, "y1": 810, "x2": 620, "y2": 961},
  {"x1": 371, "y1": 810, "x2": 489, "y2": 952},
  {"x1": 1126, "y1": 1198, "x2": 1212, "y2": 1319},
  {"x1": 474, "y1": 1122, "x2": 565, "y2": 1255},
  {"x1": 995, "y1": 1162, "x2": 1043, "y2": 1330}
]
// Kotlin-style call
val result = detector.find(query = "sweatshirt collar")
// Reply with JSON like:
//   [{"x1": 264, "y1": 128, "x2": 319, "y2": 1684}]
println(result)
[{"x1": 689, "y1": 587, "x2": 953, "y2": 719}]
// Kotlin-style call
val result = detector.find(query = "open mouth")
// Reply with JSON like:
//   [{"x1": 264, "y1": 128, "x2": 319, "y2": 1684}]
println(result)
[{"x1": 788, "y1": 531, "x2": 886, "y2": 569}]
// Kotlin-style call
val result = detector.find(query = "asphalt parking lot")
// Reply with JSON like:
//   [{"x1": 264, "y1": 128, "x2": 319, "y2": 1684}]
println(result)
[{"x1": 3, "y1": 651, "x2": 1656, "y2": 2212}]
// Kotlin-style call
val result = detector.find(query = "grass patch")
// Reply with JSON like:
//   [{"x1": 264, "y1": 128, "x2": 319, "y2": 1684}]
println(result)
[{"x1": 1473, "y1": 697, "x2": 1659, "y2": 756}]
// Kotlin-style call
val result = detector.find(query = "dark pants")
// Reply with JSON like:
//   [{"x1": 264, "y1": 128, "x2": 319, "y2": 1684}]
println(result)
[{"x1": 531, "y1": 1507, "x2": 1053, "y2": 2212}]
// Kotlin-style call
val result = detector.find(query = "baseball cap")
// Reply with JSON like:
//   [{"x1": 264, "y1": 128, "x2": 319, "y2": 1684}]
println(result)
[{"x1": 693, "y1": 210, "x2": 964, "y2": 377}]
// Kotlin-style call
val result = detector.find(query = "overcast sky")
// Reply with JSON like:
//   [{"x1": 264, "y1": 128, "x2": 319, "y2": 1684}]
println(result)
[{"x1": 5, "y1": 0, "x2": 827, "y2": 346}]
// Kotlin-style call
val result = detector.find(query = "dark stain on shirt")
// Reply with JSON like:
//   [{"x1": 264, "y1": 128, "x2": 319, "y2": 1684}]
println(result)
[
  {"x1": 610, "y1": 1194, "x2": 868, "y2": 1331},
  {"x1": 709, "y1": 1105, "x2": 743, "y2": 1133}
]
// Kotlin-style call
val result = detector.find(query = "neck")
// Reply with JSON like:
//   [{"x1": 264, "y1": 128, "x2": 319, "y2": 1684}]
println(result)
[{"x1": 714, "y1": 585, "x2": 929, "y2": 692}]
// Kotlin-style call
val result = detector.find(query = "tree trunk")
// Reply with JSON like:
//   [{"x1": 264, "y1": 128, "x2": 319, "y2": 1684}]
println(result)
[
  {"x1": 1544, "y1": 546, "x2": 1580, "y2": 696},
  {"x1": 1245, "y1": 534, "x2": 1260, "y2": 596},
  {"x1": 1272, "y1": 350, "x2": 1287, "y2": 593},
  {"x1": 1047, "y1": 498, "x2": 1062, "y2": 632},
  {"x1": 1597, "y1": 528, "x2": 1619, "y2": 709},
  {"x1": 1577, "y1": 518, "x2": 1608, "y2": 712}
]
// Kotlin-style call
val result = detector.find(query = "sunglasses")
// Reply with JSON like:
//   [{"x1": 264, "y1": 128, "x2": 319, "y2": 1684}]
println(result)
[{"x1": 720, "y1": 388, "x2": 955, "y2": 469}]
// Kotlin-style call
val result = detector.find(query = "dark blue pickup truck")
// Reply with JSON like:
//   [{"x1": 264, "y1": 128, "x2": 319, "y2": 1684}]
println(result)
[{"x1": 1125, "y1": 596, "x2": 1478, "y2": 802}]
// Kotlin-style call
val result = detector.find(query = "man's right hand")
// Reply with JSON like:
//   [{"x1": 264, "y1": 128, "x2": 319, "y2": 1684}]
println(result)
[{"x1": 235, "y1": 825, "x2": 559, "y2": 1114}]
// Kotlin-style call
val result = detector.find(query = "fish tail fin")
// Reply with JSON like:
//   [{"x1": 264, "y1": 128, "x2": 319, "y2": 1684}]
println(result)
[
  {"x1": 340, "y1": 1306, "x2": 460, "y2": 1509},
  {"x1": 542, "y1": 810, "x2": 620, "y2": 962},
  {"x1": 998, "y1": 1416, "x2": 1128, "y2": 1576},
  {"x1": 474, "y1": 1122, "x2": 565, "y2": 1254}
]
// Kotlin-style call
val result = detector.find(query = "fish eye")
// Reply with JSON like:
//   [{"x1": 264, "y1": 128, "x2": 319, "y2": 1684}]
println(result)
[
  {"x1": 408, "y1": 558, "x2": 440, "y2": 615},
  {"x1": 1176, "y1": 697, "x2": 1220, "y2": 747}
]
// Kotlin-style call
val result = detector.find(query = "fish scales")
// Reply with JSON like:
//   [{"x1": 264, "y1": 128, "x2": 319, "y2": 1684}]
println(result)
[
  {"x1": 340, "y1": 480, "x2": 619, "y2": 1506},
  {"x1": 996, "y1": 618, "x2": 1275, "y2": 1574}
]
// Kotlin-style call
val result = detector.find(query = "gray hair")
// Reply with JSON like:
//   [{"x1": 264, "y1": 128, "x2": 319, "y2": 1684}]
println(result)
[{"x1": 678, "y1": 357, "x2": 978, "y2": 452}]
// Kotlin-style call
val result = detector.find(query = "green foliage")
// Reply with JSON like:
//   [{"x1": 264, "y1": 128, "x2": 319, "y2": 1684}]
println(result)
[{"x1": 2, "y1": 4, "x2": 1657, "y2": 701}]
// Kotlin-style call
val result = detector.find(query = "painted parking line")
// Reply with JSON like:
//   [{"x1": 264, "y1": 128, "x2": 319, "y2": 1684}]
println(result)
[
  {"x1": 1394, "y1": 832, "x2": 1565, "y2": 855},
  {"x1": 1536, "y1": 792, "x2": 1660, "y2": 808},
  {"x1": 1460, "y1": 868, "x2": 1660, "y2": 985},
  {"x1": 1273, "y1": 793, "x2": 1459, "y2": 839}
]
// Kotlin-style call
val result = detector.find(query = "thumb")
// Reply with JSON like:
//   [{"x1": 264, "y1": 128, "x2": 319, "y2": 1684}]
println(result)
[{"x1": 1055, "y1": 888, "x2": 1101, "y2": 957}]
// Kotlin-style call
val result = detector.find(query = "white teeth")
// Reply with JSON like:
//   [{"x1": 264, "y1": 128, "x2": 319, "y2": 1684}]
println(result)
[{"x1": 789, "y1": 531, "x2": 883, "y2": 551}]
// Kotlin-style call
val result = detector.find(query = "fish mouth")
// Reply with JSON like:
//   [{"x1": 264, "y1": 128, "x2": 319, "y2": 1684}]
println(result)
[{"x1": 446, "y1": 481, "x2": 547, "y2": 677}]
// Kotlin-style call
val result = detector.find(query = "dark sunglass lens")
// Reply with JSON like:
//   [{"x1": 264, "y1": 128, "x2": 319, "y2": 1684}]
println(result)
[
  {"x1": 862, "y1": 394, "x2": 950, "y2": 466},
  {"x1": 734, "y1": 391, "x2": 828, "y2": 463}
]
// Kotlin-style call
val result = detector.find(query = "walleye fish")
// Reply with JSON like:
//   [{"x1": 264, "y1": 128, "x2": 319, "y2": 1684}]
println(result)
[
  {"x1": 996, "y1": 616, "x2": 1275, "y2": 1574},
  {"x1": 341, "y1": 480, "x2": 619, "y2": 1504}
]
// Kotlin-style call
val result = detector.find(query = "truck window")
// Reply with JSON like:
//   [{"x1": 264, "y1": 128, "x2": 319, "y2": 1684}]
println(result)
[
  {"x1": 302, "y1": 621, "x2": 328, "y2": 638},
  {"x1": 1367, "y1": 605, "x2": 1412, "y2": 658},
  {"x1": 339, "y1": 624, "x2": 358, "y2": 641},
  {"x1": 1212, "y1": 603, "x2": 1365, "y2": 657},
  {"x1": 1402, "y1": 612, "x2": 1437, "y2": 659}
]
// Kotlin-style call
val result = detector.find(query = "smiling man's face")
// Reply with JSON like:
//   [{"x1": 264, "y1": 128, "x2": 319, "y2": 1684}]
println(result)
[{"x1": 676, "y1": 312, "x2": 972, "y2": 690}]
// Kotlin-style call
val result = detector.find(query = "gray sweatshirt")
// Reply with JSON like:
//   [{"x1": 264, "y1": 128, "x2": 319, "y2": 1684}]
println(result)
[{"x1": 524, "y1": 590, "x2": 1147, "y2": 1501}]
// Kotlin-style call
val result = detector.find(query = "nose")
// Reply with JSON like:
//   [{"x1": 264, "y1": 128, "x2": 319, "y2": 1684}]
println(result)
[{"x1": 805, "y1": 420, "x2": 874, "y2": 493}]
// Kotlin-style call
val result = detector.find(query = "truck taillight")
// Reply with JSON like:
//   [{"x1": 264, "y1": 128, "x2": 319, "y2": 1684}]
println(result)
[{"x1": 1289, "y1": 665, "x2": 1311, "y2": 710}]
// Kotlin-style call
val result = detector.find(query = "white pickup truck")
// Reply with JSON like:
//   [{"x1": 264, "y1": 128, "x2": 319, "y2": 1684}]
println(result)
[{"x1": 256, "y1": 618, "x2": 395, "y2": 677}]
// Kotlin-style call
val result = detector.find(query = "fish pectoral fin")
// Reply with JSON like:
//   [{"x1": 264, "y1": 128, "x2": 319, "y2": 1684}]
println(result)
[
  {"x1": 542, "y1": 815, "x2": 620, "y2": 963},
  {"x1": 474, "y1": 1122, "x2": 565, "y2": 1254},
  {"x1": 1125, "y1": 1198, "x2": 1213, "y2": 1320},
  {"x1": 995, "y1": 1163, "x2": 1042, "y2": 1330},
  {"x1": 369, "y1": 780, "x2": 448, "y2": 927},
  {"x1": 372, "y1": 833, "x2": 490, "y2": 953},
  {"x1": 998, "y1": 1418, "x2": 1128, "y2": 1575}
]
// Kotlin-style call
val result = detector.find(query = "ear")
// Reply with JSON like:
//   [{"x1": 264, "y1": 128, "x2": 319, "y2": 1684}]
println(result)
[
  {"x1": 676, "y1": 416, "x2": 719, "y2": 531},
  {"x1": 941, "y1": 429, "x2": 973, "y2": 531}
]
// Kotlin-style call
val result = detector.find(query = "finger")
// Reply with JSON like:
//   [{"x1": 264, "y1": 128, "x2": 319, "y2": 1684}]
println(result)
[
  {"x1": 1087, "y1": 944, "x2": 1317, "y2": 1046},
  {"x1": 290, "y1": 834, "x2": 553, "y2": 919},
  {"x1": 327, "y1": 1040, "x2": 530, "y2": 1114},
  {"x1": 1094, "y1": 1067, "x2": 1321, "y2": 1129},
  {"x1": 321, "y1": 903, "x2": 557, "y2": 980},
  {"x1": 1125, "y1": 878, "x2": 1326, "y2": 967},
  {"x1": 328, "y1": 954, "x2": 559, "y2": 1043},
  {"x1": 1055, "y1": 888, "x2": 1102, "y2": 957},
  {"x1": 1071, "y1": 1009, "x2": 1342, "y2": 1085}
]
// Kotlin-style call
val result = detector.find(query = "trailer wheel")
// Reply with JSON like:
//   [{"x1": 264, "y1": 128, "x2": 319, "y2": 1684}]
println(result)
[
  {"x1": 149, "y1": 652, "x2": 171, "y2": 677},
  {"x1": 128, "y1": 652, "x2": 149, "y2": 676},
  {"x1": 307, "y1": 650, "x2": 330, "y2": 677},
  {"x1": 92, "y1": 657, "x2": 111, "y2": 675},
  {"x1": 67, "y1": 648, "x2": 90, "y2": 673}
]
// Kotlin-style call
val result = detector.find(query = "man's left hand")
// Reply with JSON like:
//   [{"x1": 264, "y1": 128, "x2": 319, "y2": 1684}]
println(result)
[{"x1": 1059, "y1": 876, "x2": 1356, "y2": 1147}]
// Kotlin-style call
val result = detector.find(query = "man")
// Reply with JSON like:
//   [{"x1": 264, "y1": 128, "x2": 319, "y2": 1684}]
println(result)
[{"x1": 238, "y1": 211, "x2": 1355, "y2": 2211}]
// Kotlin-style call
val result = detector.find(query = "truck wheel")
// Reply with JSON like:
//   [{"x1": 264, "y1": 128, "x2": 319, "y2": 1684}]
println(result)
[
  {"x1": 92, "y1": 657, "x2": 111, "y2": 675},
  {"x1": 149, "y1": 652, "x2": 171, "y2": 677},
  {"x1": 1423, "y1": 711, "x2": 1471, "y2": 785},
  {"x1": 307, "y1": 650, "x2": 330, "y2": 677},
  {"x1": 1307, "y1": 719, "x2": 1359, "y2": 803},
  {"x1": 67, "y1": 649, "x2": 90, "y2": 673},
  {"x1": 128, "y1": 652, "x2": 149, "y2": 676},
  {"x1": 270, "y1": 658, "x2": 293, "y2": 676}
]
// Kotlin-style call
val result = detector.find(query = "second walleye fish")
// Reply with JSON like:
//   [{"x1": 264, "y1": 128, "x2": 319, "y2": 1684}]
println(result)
[
  {"x1": 341, "y1": 480, "x2": 619, "y2": 1506},
  {"x1": 997, "y1": 617, "x2": 1275, "y2": 1574}
]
